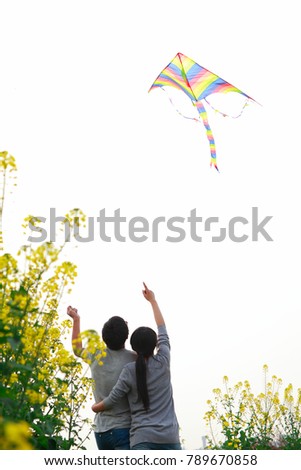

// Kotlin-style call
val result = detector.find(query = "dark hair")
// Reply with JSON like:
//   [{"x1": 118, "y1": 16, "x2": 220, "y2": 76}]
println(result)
[
  {"x1": 130, "y1": 327, "x2": 157, "y2": 410},
  {"x1": 102, "y1": 316, "x2": 129, "y2": 350}
]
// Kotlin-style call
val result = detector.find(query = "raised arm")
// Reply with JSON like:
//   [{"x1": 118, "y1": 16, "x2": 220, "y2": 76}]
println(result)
[
  {"x1": 67, "y1": 306, "x2": 83, "y2": 357},
  {"x1": 142, "y1": 282, "x2": 165, "y2": 327}
]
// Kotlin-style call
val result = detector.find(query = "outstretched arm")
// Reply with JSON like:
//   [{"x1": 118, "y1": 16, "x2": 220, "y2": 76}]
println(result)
[
  {"x1": 142, "y1": 282, "x2": 165, "y2": 327},
  {"x1": 67, "y1": 306, "x2": 83, "y2": 357}
]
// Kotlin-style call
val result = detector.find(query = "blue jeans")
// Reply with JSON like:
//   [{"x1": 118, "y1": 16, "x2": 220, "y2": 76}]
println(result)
[
  {"x1": 94, "y1": 428, "x2": 130, "y2": 450},
  {"x1": 132, "y1": 442, "x2": 182, "y2": 450}
]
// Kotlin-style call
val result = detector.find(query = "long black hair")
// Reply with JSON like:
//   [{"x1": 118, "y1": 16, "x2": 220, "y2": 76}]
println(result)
[{"x1": 130, "y1": 327, "x2": 157, "y2": 410}]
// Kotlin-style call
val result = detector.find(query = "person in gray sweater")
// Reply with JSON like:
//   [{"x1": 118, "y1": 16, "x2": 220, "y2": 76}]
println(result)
[
  {"x1": 92, "y1": 283, "x2": 181, "y2": 450},
  {"x1": 67, "y1": 307, "x2": 136, "y2": 450}
]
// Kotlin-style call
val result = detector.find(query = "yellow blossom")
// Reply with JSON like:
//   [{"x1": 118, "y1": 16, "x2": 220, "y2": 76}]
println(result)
[{"x1": 1, "y1": 421, "x2": 33, "y2": 450}]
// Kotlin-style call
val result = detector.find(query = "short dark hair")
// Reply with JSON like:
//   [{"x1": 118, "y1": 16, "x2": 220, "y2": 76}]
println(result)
[{"x1": 102, "y1": 316, "x2": 129, "y2": 350}]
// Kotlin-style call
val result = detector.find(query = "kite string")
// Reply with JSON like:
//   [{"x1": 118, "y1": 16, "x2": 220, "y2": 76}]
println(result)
[
  {"x1": 161, "y1": 88, "x2": 250, "y2": 122},
  {"x1": 161, "y1": 88, "x2": 199, "y2": 122},
  {"x1": 204, "y1": 97, "x2": 251, "y2": 119}
]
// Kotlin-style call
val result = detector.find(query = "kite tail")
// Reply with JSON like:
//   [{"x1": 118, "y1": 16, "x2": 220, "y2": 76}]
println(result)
[{"x1": 195, "y1": 101, "x2": 219, "y2": 172}]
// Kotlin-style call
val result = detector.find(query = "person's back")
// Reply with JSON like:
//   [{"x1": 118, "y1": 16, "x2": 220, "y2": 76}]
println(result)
[
  {"x1": 67, "y1": 310, "x2": 136, "y2": 449},
  {"x1": 92, "y1": 284, "x2": 181, "y2": 450},
  {"x1": 90, "y1": 346, "x2": 136, "y2": 434},
  {"x1": 110, "y1": 324, "x2": 179, "y2": 448}
]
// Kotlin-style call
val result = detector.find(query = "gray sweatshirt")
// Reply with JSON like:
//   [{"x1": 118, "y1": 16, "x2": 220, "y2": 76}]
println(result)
[
  {"x1": 103, "y1": 325, "x2": 180, "y2": 447},
  {"x1": 88, "y1": 347, "x2": 136, "y2": 433}
]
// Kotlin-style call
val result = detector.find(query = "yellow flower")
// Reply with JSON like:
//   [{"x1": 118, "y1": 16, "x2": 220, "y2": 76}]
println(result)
[
  {"x1": 272, "y1": 394, "x2": 280, "y2": 405},
  {"x1": 25, "y1": 389, "x2": 47, "y2": 405},
  {"x1": 9, "y1": 372, "x2": 19, "y2": 384},
  {"x1": 1, "y1": 421, "x2": 33, "y2": 450}
]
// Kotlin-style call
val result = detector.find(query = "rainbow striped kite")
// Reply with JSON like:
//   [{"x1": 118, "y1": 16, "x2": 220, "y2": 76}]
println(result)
[{"x1": 149, "y1": 52, "x2": 256, "y2": 171}]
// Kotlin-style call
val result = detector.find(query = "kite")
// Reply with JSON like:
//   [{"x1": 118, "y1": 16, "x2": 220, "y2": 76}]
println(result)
[{"x1": 149, "y1": 52, "x2": 257, "y2": 171}]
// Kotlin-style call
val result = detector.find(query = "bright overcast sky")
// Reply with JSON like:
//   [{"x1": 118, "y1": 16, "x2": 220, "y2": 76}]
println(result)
[{"x1": 1, "y1": 0, "x2": 300, "y2": 450}]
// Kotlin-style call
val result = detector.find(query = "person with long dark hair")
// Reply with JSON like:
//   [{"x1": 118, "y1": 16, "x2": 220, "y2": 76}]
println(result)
[{"x1": 92, "y1": 283, "x2": 181, "y2": 450}]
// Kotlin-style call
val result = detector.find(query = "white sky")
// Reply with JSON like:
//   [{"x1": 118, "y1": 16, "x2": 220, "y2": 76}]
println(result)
[{"x1": 1, "y1": 0, "x2": 301, "y2": 450}]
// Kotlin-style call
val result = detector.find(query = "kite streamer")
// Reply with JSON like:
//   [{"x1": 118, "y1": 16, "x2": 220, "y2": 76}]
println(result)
[{"x1": 149, "y1": 52, "x2": 257, "y2": 171}]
